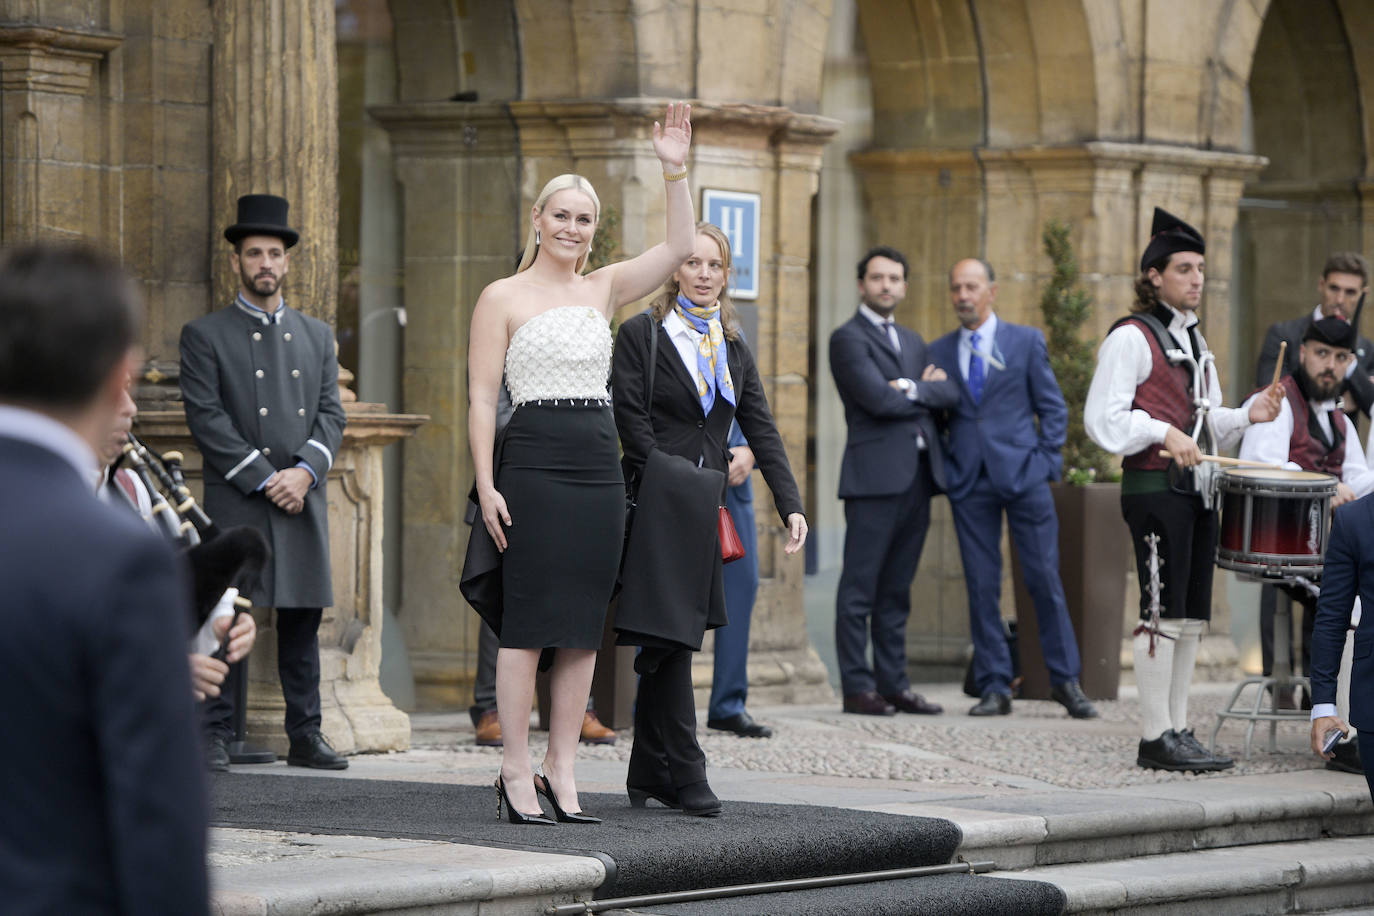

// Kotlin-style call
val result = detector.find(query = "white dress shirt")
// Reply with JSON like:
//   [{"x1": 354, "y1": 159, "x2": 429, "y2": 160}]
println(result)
[
  {"x1": 664, "y1": 307, "x2": 728, "y2": 390},
  {"x1": 1238, "y1": 391, "x2": 1374, "y2": 497},
  {"x1": 1084, "y1": 304, "x2": 1252, "y2": 456}
]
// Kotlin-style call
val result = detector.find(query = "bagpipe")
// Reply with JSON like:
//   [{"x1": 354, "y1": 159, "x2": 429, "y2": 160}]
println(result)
[{"x1": 117, "y1": 433, "x2": 270, "y2": 660}]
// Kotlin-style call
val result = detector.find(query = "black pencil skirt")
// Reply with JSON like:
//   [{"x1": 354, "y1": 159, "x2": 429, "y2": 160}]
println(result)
[{"x1": 496, "y1": 402, "x2": 625, "y2": 650}]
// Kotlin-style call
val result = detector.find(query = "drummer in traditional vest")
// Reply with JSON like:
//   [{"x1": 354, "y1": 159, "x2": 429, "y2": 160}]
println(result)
[
  {"x1": 1085, "y1": 207, "x2": 1283, "y2": 773},
  {"x1": 1238, "y1": 315, "x2": 1372, "y2": 776}
]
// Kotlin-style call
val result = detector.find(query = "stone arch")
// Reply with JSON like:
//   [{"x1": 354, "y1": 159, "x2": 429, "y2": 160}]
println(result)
[{"x1": 1236, "y1": 0, "x2": 1370, "y2": 387}]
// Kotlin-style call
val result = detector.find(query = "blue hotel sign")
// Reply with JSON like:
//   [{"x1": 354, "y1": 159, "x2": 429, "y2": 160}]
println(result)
[{"x1": 702, "y1": 189, "x2": 761, "y2": 300}]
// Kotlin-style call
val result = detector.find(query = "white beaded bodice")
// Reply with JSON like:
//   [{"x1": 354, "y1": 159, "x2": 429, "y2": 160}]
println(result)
[{"x1": 504, "y1": 306, "x2": 612, "y2": 405}]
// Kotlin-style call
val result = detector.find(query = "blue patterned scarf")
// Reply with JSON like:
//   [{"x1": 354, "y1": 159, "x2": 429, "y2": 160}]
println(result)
[{"x1": 674, "y1": 294, "x2": 737, "y2": 415}]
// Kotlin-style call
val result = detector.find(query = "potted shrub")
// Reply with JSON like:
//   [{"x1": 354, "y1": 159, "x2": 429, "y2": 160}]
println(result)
[{"x1": 1012, "y1": 220, "x2": 1129, "y2": 701}]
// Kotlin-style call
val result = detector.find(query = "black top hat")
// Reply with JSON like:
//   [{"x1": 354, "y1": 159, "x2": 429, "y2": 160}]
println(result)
[
  {"x1": 224, "y1": 194, "x2": 299, "y2": 248},
  {"x1": 1139, "y1": 207, "x2": 1204, "y2": 273}
]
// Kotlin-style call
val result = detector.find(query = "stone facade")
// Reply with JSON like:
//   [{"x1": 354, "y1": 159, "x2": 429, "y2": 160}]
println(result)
[{"x1": 6, "y1": 0, "x2": 1374, "y2": 720}]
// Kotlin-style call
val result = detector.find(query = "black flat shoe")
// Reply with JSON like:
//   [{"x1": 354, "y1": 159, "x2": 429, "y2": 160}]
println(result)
[
  {"x1": 1050, "y1": 680, "x2": 1099, "y2": 719},
  {"x1": 969, "y1": 690, "x2": 1012, "y2": 717},
  {"x1": 495, "y1": 775, "x2": 555, "y2": 825},
  {"x1": 627, "y1": 783, "x2": 681, "y2": 809},
  {"x1": 706, "y1": 711, "x2": 773, "y2": 738},
  {"x1": 533, "y1": 768, "x2": 601, "y2": 824}
]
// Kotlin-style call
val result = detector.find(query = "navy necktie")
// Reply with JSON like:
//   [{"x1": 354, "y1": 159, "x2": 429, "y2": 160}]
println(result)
[{"x1": 969, "y1": 330, "x2": 986, "y2": 403}]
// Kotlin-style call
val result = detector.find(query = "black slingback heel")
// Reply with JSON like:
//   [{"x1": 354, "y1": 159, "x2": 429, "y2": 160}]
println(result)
[
  {"x1": 495, "y1": 775, "x2": 555, "y2": 825},
  {"x1": 534, "y1": 768, "x2": 601, "y2": 824}
]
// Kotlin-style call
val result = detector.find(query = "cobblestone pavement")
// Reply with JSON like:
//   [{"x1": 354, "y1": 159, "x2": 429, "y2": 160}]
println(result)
[{"x1": 354, "y1": 681, "x2": 1329, "y2": 796}]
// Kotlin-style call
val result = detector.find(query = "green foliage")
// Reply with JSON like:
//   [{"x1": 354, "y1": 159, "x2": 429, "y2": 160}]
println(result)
[{"x1": 1039, "y1": 219, "x2": 1119, "y2": 485}]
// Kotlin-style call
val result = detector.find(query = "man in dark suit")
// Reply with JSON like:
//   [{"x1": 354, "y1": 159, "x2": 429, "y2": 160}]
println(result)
[
  {"x1": 1255, "y1": 252, "x2": 1373, "y2": 417},
  {"x1": 929, "y1": 259, "x2": 1097, "y2": 719},
  {"x1": 0, "y1": 242, "x2": 208, "y2": 913},
  {"x1": 830, "y1": 246, "x2": 958, "y2": 716},
  {"x1": 180, "y1": 194, "x2": 348, "y2": 771},
  {"x1": 1309, "y1": 493, "x2": 1374, "y2": 802}
]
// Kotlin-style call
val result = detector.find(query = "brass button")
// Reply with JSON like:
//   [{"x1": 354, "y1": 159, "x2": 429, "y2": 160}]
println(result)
[
  {"x1": 297, "y1": 408, "x2": 306, "y2": 417},
  {"x1": 259, "y1": 407, "x2": 268, "y2": 416},
  {"x1": 255, "y1": 369, "x2": 265, "y2": 378},
  {"x1": 291, "y1": 369, "x2": 300, "y2": 378},
  {"x1": 252, "y1": 332, "x2": 262, "y2": 341},
  {"x1": 283, "y1": 332, "x2": 292, "y2": 341}
]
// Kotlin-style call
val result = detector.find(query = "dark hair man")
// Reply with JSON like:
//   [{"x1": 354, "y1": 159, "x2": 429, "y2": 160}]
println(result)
[
  {"x1": 1256, "y1": 252, "x2": 1373, "y2": 417},
  {"x1": 830, "y1": 246, "x2": 957, "y2": 717},
  {"x1": 1085, "y1": 208, "x2": 1282, "y2": 773},
  {"x1": 0, "y1": 242, "x2": 208, "y2": 912},
  {"x1": 180, "y1": 194, "x2": 348, "y2": 771},
  {"x1": 929, "y1": 258, "x2": 1097, "y2": 720}
]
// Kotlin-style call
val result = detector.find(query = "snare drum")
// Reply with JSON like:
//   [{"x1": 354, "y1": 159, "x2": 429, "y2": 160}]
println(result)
[{"x1": 1216, "y1": 468, "x2": 1335, "y2": 578}]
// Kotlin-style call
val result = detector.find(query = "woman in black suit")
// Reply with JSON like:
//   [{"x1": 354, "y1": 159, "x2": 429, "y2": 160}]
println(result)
[{"x1": 611, "y1": 221, "x2": 807, "y2": 817}]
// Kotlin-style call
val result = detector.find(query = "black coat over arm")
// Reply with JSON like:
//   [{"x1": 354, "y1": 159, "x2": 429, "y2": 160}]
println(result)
[{"x1": 611, "y1": 311, "x2": 803, "y2": 649}]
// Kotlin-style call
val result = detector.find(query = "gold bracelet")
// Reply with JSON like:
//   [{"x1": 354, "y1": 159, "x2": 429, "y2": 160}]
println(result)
[{"x1": 663, "y1": 168, "x2": 688, "y2": 182}]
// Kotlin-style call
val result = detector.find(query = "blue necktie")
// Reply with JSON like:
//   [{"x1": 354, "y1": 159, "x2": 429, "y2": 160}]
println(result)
[{"x1": 968, "y1": 331, "x2": 985, "y2": 404}]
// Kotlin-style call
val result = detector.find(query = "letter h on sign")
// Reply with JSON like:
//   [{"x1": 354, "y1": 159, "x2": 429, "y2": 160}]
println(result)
[{"x1": 702, "y1": 189, "x2": 761, "y2": 301}]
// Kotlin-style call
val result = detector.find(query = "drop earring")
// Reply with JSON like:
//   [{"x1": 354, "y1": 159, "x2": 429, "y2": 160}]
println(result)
[{"x1": 535, "y1": 229, "x2": 541, "y2": 246}]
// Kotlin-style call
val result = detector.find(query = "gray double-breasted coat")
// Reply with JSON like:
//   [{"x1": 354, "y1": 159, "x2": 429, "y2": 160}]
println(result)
[{"x1": 179, "y1": 300, "x2": 346, "y2": 608}]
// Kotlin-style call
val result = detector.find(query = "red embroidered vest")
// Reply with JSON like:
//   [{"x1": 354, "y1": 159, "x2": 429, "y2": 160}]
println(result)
[
  {"x1": 1279, "y1": 374, "x2": 1345, "y2": 474},
  {"x1": 1120, "y1": 316, "x2": 1205, "y2": 472}
]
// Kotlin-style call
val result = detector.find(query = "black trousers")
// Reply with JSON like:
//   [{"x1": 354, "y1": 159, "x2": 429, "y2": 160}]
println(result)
[
  {"x1": 1259, "y1": 584, "x2": 1315, "y2": 677},
  {"x1": 1121, "y1": 488, "x2": 1216, "y2": 620},
  {"x1": 203, "y1": 607, "x2": 323, "y2": 741},
  {"x1": 627, "y1": 647, "x2": 707, "y2": 790}
]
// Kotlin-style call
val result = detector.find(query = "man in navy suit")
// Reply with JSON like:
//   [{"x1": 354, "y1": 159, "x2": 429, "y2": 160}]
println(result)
[
  {"x1": 831, "y1": 246, "x2": 958, "y2": 716},
  {"x1": 1309, "y1": 494, "x2": 1374, "y2": 802},
  {"x1": 0, "y1": 242, "x2": 208, "y2": 913},
  {"x1": 930, "y1": 259, "x2": 1096, "y2": 718}
]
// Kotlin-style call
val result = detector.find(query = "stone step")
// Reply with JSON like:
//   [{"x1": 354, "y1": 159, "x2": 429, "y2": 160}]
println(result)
[
  {"x1": 930, "y1": 772, "x2": 1374, "y2": 870},
  {"x1": 991, "y1": 835, "x2": 1374, "y2": 915}
]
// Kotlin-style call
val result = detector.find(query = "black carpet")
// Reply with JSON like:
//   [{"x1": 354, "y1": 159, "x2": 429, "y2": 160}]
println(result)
[{"x1": 211, "y1": 772, "x2": 1063, "y2": 913}]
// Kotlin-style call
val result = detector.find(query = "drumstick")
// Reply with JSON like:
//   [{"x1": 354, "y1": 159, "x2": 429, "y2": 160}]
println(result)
[
  {"x1": 1159, "y1": 450, "x2": 1281, "y2": 469},
  {"x1": 1271, "y1": 340, "x2": 1286, "y2": 389}
]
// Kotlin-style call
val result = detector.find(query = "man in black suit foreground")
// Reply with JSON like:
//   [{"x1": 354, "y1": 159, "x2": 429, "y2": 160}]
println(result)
[
  {"x1": 0, "y1": 243, "x2": 208, "y2": 913},
  {"x1": 830, "y1": 246, "x2": 958, "y2": 717}
]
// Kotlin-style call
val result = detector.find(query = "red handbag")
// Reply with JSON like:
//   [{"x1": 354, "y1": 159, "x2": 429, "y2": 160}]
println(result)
[{"x1": 718, "y1": 506, "x2": 746, "y2": 564}]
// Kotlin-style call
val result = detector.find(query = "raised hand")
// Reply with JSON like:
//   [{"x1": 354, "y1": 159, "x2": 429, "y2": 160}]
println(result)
[{"x1": 652, "y1": 101, "x2": 692, "y2": 170}]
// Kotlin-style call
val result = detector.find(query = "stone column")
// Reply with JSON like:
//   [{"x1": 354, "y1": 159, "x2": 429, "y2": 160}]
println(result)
[
  {"x1": 0, "y1": 24, "x2": 121, "y2": 242},
  {"x1": 369, "y1": 101, "x2": 520, "y2": 708},
  {"x1": 209, "y1": 0, "x2": 338, "y2": 323}
]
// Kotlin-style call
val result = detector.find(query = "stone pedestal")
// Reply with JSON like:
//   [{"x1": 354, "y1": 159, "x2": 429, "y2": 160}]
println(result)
[{"x1": 136, "y1": 403, "x2": 424, "y2": 754}]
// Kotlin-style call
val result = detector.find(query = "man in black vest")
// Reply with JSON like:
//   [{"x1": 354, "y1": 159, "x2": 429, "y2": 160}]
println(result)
[
  {"x1": 1241, "y1": 317, "x2": 1374, "y2": 775},
  {"x1": 181, "y1": 194, "x2": 348, "y2": 770}
]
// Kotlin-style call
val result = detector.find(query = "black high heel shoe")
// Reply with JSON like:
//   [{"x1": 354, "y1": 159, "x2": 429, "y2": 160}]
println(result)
[
  {"x1": 495, "y1": 775, "x2": 555, "y2": 825},
  {"x1": 534, "y1": 768, "x2": 601, "y2": 824}
]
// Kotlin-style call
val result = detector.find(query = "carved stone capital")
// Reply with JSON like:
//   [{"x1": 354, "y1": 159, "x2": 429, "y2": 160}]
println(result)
[{"x1": 0, "y1": 25, "x2": 120, "y2": 95}]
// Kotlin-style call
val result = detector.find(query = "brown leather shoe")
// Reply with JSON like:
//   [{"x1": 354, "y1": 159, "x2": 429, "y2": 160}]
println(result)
[
  {"x1": 842, "y1": 690, "x2": 897, "y2": 716},
  {"x1": 883, "y1": 689, "x2": 943, "y2": 715},
  {"x1": 474, "y1": 709, "x2": 502, "y2": 747},
  {"x1": 579, "y1": 710, "x2": 617, "y2": 745}
]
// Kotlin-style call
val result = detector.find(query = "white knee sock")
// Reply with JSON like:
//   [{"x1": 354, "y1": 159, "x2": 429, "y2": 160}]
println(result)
[
  {"x1": 1134, "y1": 625, "x2": 1175, "y2": 741},
  {"x1": 1168, "y1": 618, "x2": 1203, "y2": 733}
]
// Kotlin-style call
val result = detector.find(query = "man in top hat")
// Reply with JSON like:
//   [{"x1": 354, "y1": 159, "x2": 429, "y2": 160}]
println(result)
[
  {"x1": 1255, "y1": 252, "x2": 1374, "y2": 419},
  {"x1": 1240, "y1": 316, "x2": 1374, "y2": 775},
  {"x1": 1086, "y1": 207, "x2": 1283, "y2": 772},
  {"x1": 179, "y1": 194, "x2": 348, "y2": 770}
]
